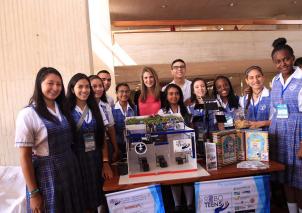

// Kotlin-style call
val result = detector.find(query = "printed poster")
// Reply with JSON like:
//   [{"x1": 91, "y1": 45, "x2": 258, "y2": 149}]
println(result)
[
  {"x1": 195, "y1": 175, "x2": 270, "y2": 213},
  {"x1": 106, "y1": 184, "x2": 165, "y2": 213}
]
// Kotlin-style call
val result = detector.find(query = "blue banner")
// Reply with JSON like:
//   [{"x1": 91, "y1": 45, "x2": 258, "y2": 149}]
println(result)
[
  {"x1": 195, "y1": 175, "x2": 270, "y2": 213},
  {"x1": 106, "y1": 184, "x2": 165, "y2": 213}
]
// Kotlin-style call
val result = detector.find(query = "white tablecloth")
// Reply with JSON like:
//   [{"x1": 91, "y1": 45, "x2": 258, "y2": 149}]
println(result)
[{"x1": 0, "y1": 166, "x2": 26, "y2": 213}]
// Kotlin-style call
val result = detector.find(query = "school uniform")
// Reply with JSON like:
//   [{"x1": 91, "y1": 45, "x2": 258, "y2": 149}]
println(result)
[
  {"x1": 269, "y1": 67, "x2": 302, "y2": 189},
  {"x1": 15, "y1": 103, "x2": 84, "y2": 213},
  {"x1": 71, "y1": 106, "x2": 104, "y2": 209},
  {"x1": 99, "y1": 100, "x2": 115, "y2": 127},
  {"x1": 112, "y1": 102, "x2": 137, "y2": 156},
  {"x1": 216, "y1": 95, "x2": 239, "y2": 129},
  {"x1": 106, "y1": 94, "x2": 115, "y2": 108},
  {"x1": 189, "y1": 103, "x2": 217, "y2": 156},
  {"x1": 239, "y1": 87, "x2": 270, "y2": 130},
  {"x1": 99, "y1": 100, "x2": 115, "y2": 162}
]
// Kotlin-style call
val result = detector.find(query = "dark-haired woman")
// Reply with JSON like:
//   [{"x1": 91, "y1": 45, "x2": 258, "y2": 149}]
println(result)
[
  {"x1": 269, "y1": 38, "x2": 302, "y2": 213},
  {"x1": 15, "y1": 67, "x2": 84, "y2": 212},
  {"x1": 239, "y1": 66, "x2": 271, "y2": 130},
  {"x1": 213, "y1": 76, "x2": 240, "y2": 130},
  {"x1": 189, "y1": 78, "x2": 216, "y2": 156},
  {"x1": 112, "y1": 83, "x2": 137, "y2": 158},
  {"x1": 158, "y1": 84, "x2": 193, "y2": 212},
  {"x1": 90, "y1": 75, "x2": 120, "y2": 162},
  {"x1": 66, "y1": 73, "x2": 111, "y2": 212}
]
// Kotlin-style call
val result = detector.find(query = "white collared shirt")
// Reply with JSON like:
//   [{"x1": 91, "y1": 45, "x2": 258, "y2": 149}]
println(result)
[
  {"x1": 75, "y1": 105, "x2": 109, "y2": 126},
  {"x1": 99, "y1": 100, "x2": 114, "y2": 126},
  {"x1": 272, "y1": 66, "x2": 302, "y2": 111},
  {"x1": 114, "y1": 101, "x2": 134, "y2": 117},
  {"x1": 106, "y1": 94, "x2": 115, "y2": 108},
  {"x1": 216, "y1": 95, "x2": 230, "y2": 110},
  {"x1": 162, "y1": 79, "x2": 192, "y2": 102},
  {"x1": 239, "y1": 87, "x2": 270, "y2": 108},
  {"x1": 158, "y1": 106, "x2": 181, "y2": 115},
  {"x1": 15, "y1": 102, "x2": 62, "y2": 156}
]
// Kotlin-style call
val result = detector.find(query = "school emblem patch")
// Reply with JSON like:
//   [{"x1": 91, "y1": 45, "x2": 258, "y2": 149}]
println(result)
[
  {"x1": 289, "y1": 84, "x2": 297, "y2": 91},
  {"x1": 259, "y1": 104, "x2": 266, "y2": 111}
]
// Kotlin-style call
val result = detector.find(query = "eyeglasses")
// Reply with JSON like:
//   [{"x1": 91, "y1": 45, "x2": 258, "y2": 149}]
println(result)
[
  {"x1": 172, "y1": 65, "x2": 186, "y2": 70},
  {"x1": 118, "y1": 90, "x2": 130, "y2": 94}
]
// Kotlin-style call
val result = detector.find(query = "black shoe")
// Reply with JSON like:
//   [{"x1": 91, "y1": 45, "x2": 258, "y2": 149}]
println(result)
[
  {"x1": 187, "y1": 205, "x2": 194, "y2": 212},
  {"x1": 174, "y1": 205, "x2": 184, "y2": 213}
]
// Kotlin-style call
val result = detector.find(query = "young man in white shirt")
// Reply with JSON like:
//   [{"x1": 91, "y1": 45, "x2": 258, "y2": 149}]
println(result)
[
  {"x1": 97, "y1": 70, "x2": 115, "y2": 107},
  {"x1": 162, "y1": 59, "x2": 192, "y2": 105}
]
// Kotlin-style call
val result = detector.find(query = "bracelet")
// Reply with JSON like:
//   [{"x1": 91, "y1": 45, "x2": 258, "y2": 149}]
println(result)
[{"x1": 29, "y1": 188, "x2": 40, "y2": 198}]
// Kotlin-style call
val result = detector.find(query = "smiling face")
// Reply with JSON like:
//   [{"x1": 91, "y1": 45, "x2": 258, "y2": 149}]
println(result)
[
  {"x1": 167, "y1": 87, "x2": 180, "y2": 105},
  {"x1": 193, "y1": 80, "x2": 207, "y2": 98},
  {"x1": 73, "y1": 79, "x2": 90, "y2": 102},
  {"x1": 116, "y1": 85, "x2": 130, "y2": 103},
  {"x1": 215, "y1": 78, "x2": 230, "y2": 98},
  {"x1": 142, "y1": 71, "x2": 155, "y2": 88},
  {"x1": 272, "y1": 49, "x2": 295, "y2": 76},
  {"x1": 98, "y1": 72, "x2": 111, "y2": 91},
  {"x1": 245, "y1": 69, "x2": 265, "y2": 91},
  {"x1": 41, "y1": 73, "x2": 62, "y2": 102},
  {"x1": 171, "y1": 61, "x2": 186, "y2": 79},
  {"x1": 91, "y1": 78, "x2": 104, "y2": 99}
]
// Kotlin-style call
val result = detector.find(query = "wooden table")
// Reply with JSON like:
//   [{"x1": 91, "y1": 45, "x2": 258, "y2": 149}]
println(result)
[{"x1": 103, "y1": 160, "x2": 285, "y2": 192}]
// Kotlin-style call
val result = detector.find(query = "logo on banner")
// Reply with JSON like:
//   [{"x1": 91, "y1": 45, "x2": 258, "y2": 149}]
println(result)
[{"x1": 200, "y1": 193, "x2": 231, "y2": 212}]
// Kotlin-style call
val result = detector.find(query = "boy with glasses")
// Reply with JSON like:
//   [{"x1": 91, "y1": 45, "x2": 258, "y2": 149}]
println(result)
[{"x1": 162, "y1": 59, "x2": 192, "y2": 105}]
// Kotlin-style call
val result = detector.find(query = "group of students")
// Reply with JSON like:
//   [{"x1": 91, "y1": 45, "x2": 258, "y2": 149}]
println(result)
[{"x1": 15, "y1": 37, "x2": 302, "y2": 213}]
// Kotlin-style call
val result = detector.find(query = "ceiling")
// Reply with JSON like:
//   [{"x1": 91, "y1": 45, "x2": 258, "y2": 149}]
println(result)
[
  {"x1": 109, "y1": 0, "x2": 302, "y2": 22},
  {"x1": 107, "y1": 0, "x2": 302, "y2": 92}
]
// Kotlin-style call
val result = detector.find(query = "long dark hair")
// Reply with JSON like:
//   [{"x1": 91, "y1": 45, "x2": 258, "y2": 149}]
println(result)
[
  {"x1": 190, "y1": 78, "x2": 209, "y2": 104},
  {"x1": 213, "y1": 76, "x2": 239, "y2": 110},
  {"x1": 162, "y1": 84, "x2": 189, "y2": 117},
  {"x1": 29, "y1": 67, "x2": 67, "y2": 123},
  {"x1": 66, "y1": 73, "x2": 105, "y2": 149},
  {"x1": 89, "y1": 75, "x2": 108, "y2": 103}
]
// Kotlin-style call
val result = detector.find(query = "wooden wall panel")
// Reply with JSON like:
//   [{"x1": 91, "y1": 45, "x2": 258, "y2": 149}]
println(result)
[{"x1": 0, "y1": 0, "x2": 92, "y2": 165}]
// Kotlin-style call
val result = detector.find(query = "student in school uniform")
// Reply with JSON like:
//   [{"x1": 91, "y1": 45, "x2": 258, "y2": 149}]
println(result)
[
  {"x1": 269, "y1": 38, "x2": 302, "y2": 213},
  {"x1": 66, "y1": 73, "x2": 112, "y2": 212},
  {"x1": 97, "y1": 70, "x2": 115, "y2": 107},
  {"x1": 112, "y1": 83, "x2": 137, "y2": 158},
  {"x1": 188, "y1": 78, "x2": 217, "y2": 156},
  {"x1": 15, "y1": 67, "x2": 84, "y2": 212},
  {"x1": 239, "y1": 65, "x2": 271, "y2": 130},
  {"x1": 158, "y1": 84, "x2": 193, "y2": 212},
  {"x1": 213, "y1": 75, "x2": 240, "y2": 130},
  {"x1": 89, "y1": 75, "x2": 120, "y2": 162},
  {"x1": 134, "y1": 66, "x2": 163, "y2": 116}
]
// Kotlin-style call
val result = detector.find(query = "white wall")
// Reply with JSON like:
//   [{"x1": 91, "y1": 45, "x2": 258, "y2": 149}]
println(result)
[{"x1": 0, "y1": 0, "x2": 93, "y2": 165}]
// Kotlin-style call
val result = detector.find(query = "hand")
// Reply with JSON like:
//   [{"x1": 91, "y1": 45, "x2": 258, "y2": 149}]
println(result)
[
  {"x1": 30, "y1": 193, "x2": 44, "y2": 213},
  {"x1": 102, "y1": 162, "x2": 113, "y2": 179},
  {"x1": 248, "y1": 121, "x2": 258, "y2": 129},
  {"x1": 298, "y1": 143, "x2": 302, "y2": 159}
]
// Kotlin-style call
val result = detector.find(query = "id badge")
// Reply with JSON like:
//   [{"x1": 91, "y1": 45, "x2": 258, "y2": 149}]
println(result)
[
  {"x1": 83, "y1": 133, "x2": 96, "y2": 152},
  {"x1": 224, "y1": 115, "x2": 234, "y2": 128},
  {"x1": 276, "y1": 104, "x2": 289, "y2": 119}
]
